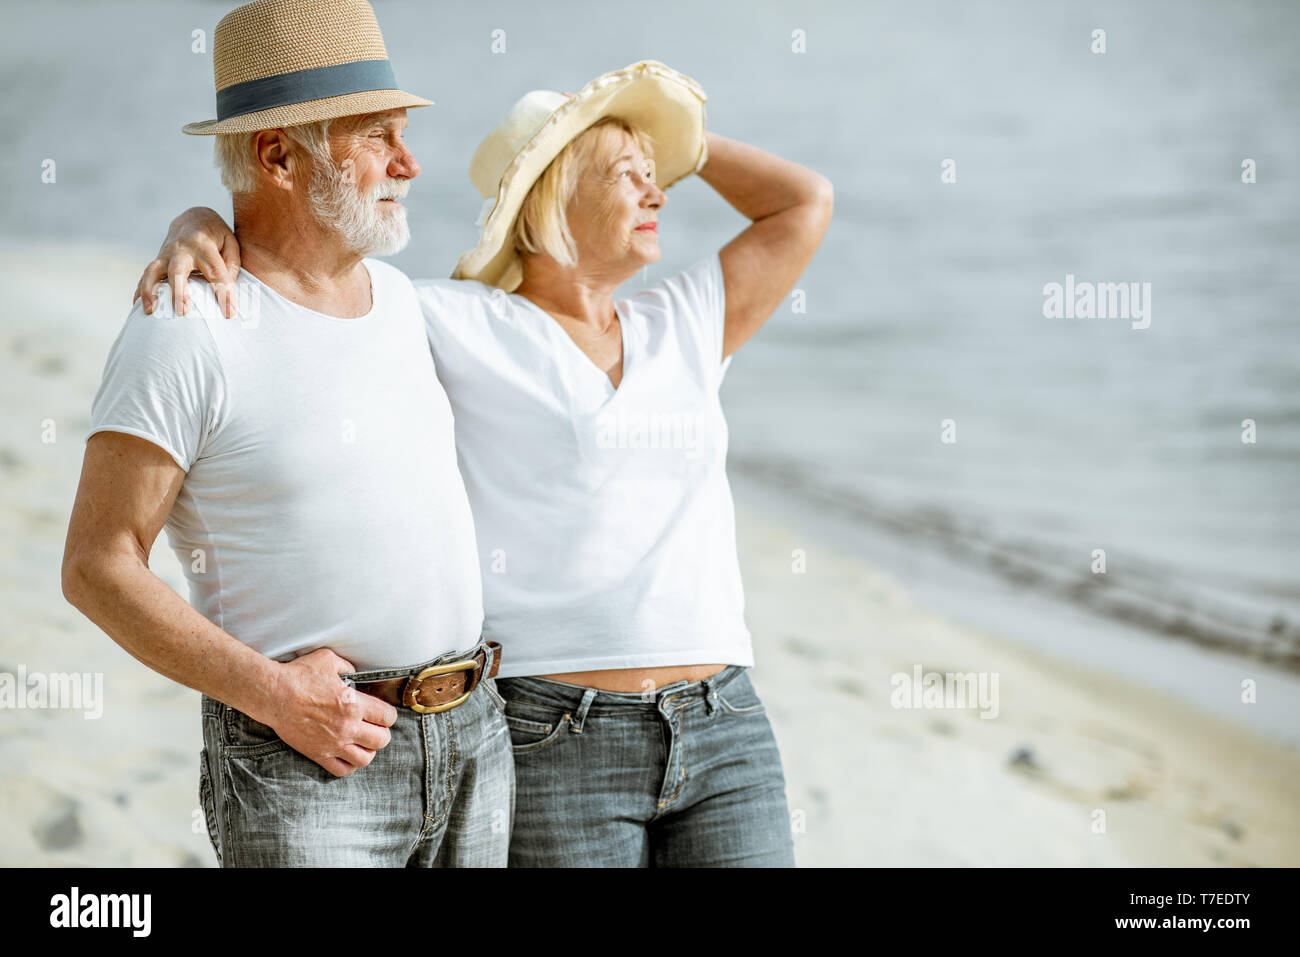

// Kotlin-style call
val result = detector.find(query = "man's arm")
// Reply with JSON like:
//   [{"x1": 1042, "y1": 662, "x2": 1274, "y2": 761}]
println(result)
[
  {"x1": 61, "y1": 431, "x2": 397, "y2": 777},
  {"x1": 696, "y1": 132, "x2": 834, "y2": 358}
]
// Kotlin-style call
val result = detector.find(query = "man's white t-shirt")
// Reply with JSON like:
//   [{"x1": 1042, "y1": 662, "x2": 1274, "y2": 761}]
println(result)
[
  {"x1": 88, "y1": 259, "x2": 483, "y2": 671},
  {"x1": 415, "y1": 255, "x2": 753, "y2": 678}
]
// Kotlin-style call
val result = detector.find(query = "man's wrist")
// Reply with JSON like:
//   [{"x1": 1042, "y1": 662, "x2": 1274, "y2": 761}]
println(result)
[{"x1": 221, "y1": 653, "x2": 286, "y2": 726}]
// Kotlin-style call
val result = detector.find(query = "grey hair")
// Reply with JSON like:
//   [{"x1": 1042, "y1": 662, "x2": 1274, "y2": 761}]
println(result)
[{"x1": 213, "y1": 119, "x2": 333, "y2": 195}]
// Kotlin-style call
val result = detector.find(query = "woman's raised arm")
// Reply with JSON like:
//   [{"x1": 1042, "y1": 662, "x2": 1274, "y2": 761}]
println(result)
[{"x1": 697, "y1": 132, "x2": 833, "y2": 358}]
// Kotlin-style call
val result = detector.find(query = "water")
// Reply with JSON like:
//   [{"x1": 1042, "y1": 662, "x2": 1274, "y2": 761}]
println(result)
[
  {"x1": 714, "y1": 0, "x2": 1300, "y2": 674},
  {"x1": 2, "y1": 1, "x2": 1298, "y2": 683}
]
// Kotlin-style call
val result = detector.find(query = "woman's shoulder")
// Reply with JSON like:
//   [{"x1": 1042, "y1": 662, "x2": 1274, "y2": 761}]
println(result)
[
  {"x1": 412, "y1": 278, "x2": 548, "y2": 371},
  {"x1": 411, "y1": 276, "x2": 501, "y2": 309},
  {"x1": 621, "y1": 255, "x2": 729, "y2": 385},
  {"x1": 621, "y1": 254, "x2": 724, "y2": 319},
  {"x1": 412, "y1": 277, "x2": 511, "y2": 333}
]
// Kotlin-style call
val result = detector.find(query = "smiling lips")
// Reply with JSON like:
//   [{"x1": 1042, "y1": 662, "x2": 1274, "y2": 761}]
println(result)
[{"x1": 634, "y1": 222, "x2": 658, "y2": 233}]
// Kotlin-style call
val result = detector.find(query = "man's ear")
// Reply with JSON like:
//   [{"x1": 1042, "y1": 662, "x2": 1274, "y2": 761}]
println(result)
[{"x1": 253, "y1": 129, "x2": 296, "y2": 191}]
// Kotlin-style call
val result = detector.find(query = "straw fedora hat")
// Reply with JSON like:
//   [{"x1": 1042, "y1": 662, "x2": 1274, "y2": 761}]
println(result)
[
  {"x1": 182, "y1": 0, "x2": 432, "y2": 135},
  {"x1": 451, "y1": 60, "x2": 707, "y2": 292}
]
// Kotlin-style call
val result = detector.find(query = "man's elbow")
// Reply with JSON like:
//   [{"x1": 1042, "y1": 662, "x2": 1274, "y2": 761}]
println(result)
[
  {"x1": 61, "y1": 547, "x2": 93, "y2": 611},
  {"x1": 61, "y1": 541, "x2": 115, "y2": 615}
]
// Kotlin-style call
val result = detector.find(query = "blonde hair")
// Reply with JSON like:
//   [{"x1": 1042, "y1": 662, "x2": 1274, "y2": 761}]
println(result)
[{"x1": 513, "y1": 116, "x2": 654, "y2": 267}]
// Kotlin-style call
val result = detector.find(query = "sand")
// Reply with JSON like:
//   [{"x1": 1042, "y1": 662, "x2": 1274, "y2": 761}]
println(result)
[
  {"x1": 2, "y1": 241, "x2": 1297, "y2": 867},
  {"x1": 738, "y1": 510, "x2": 1300, "y2": 866}
]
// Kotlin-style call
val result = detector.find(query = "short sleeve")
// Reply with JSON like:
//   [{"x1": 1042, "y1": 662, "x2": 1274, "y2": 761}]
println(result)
[
  {"x1": 413, "y1": 277, "x2": 467, "y2": 356},
  {"x1": 412, "y1": 277, "x2": 494, "y2": 371},
  {"x1": 88, "y1": 295, "x2": 227, "y2": 472},
  {"x1": 630, "y1": 253, "x2": 730, "y2": 389}
]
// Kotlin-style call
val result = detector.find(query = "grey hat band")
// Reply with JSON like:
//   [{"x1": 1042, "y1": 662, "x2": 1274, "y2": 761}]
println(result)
[{"x1": 216, "y1": 58, "x2": 398, "y2": 120}]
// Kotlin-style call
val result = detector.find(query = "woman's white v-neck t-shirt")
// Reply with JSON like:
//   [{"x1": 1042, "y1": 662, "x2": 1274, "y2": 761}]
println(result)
[{"x1": 415, "y1": 255, "x2": 753, "y2": 678}]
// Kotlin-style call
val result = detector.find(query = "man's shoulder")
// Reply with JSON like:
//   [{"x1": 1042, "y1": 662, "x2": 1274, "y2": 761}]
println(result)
[
  {"x1": 361, "y1": 257, "x2": 410, "y2": 284},
  {"x1": 143, "y1": 276, "x2": 225, "y2": 318},
  {"x1": 119, "y1": 280, "x2": 226, "y2": 349},
  {"x1": 363, "y1": 257, "x2": 442, "y2": 304}
]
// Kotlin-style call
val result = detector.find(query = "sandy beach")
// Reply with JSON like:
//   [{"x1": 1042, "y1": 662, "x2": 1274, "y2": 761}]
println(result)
[
  {"x1": 2, "y1": 242, "x2": 1297, "y2": 867},
  {"x1": 739, "y1": 508, "x2": 1300, "y2": 866}
]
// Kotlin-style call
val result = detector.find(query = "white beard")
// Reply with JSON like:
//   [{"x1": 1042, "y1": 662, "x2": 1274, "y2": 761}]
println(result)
[{"x1": 308, "y1": 157, "x2": 411, "y2": 257}]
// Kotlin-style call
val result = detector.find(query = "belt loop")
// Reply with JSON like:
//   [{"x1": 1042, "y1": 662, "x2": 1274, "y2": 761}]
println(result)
[
  {"x1": 568, "y1": 688, "x2": 598, "y2": 734},
  {"x1": 703, "y1": 672, "x2": 723, "y2": 716}
]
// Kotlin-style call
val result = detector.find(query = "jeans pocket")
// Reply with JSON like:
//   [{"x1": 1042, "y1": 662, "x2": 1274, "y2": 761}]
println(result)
[
  {"x1": 716, "y1": 674, "x2": 767, "y2": 716},
  {"x1": 481, "y1": 677, "x2": 507, "y2": 714},
  {"x1": 198, "y1": 748, "x2": 223, "y2": 866},
  {"x1": 222, "y1": 704, "x2": 292, "y2": 758},
  {"x1": 504, "y1": 711, "x2": 569, "y2": 754}
]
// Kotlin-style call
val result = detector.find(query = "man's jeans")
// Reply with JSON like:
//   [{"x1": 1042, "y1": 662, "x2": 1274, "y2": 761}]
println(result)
[
  {"x1": 495, "y1": 665, "x2": 795, "y2": 867},
  {"x1": 198, "y1": 642, "x2": 514, "y2": 867}
]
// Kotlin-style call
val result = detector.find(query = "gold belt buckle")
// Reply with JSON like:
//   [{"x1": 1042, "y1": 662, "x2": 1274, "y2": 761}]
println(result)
[{"x1": 403, "y1": 658, "x2": 478, "y2": 714}]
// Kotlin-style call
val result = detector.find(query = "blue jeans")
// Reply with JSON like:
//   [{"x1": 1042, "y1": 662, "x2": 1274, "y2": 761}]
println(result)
[
  {"x1": 495, "y1": 665, "x2": 795, "y2": 867},
  {"x1": 198, "y1": 641, "x2": 514, "y2": 867}
]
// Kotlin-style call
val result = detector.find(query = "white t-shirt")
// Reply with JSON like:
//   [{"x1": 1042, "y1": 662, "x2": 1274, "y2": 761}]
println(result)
[
  {"x1": 415, "y1": 255, "x2": 753, "y2": 677},
  {"x1": 88, "y1": 259, "x2": 484, "y2": 671}
]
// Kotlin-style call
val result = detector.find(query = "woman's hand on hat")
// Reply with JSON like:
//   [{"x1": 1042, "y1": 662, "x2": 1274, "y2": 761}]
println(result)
[{"x1": 135, "y1": 207, "x2": 241, "y2": 319}]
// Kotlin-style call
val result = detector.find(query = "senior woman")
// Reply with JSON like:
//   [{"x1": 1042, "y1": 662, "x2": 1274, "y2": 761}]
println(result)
[{"x1": 136, "y1": 61, "x2": 832, "y2": 866}]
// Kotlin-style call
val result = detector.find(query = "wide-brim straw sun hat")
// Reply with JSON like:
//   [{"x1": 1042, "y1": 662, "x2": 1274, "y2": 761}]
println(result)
[
  {"x1": 451, "y1": 60, "x2": 708, "y2": 292},
  {"x1": 182, "y1": 0, "x2": 432, "y2": 135}
]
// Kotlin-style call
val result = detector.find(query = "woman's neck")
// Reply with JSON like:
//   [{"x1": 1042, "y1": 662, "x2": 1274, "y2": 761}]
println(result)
[{"x1": 514, "y1": 258, "x2": 627, "y2": 329}]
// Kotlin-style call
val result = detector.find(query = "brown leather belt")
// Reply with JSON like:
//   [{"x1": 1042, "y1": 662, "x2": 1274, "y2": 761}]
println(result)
[{"x1": 354, "y1": 642, "x2": 501, "y2": 714}]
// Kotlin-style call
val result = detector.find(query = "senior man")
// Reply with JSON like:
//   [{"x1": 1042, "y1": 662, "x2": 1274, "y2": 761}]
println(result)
[{"x1": 61, "y1": 0, "x2": 512, "y2": 867}]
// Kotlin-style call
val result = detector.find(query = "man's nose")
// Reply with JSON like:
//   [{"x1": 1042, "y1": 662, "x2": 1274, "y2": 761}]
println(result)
[{"x1": 391, "y1": 142, "x2": 420, "y2": 180}]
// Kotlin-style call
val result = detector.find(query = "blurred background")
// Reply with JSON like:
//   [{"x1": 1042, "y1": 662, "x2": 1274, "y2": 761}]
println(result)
[{"x1": 2, "y1": 0, "x2": 1297, "y2": 866}]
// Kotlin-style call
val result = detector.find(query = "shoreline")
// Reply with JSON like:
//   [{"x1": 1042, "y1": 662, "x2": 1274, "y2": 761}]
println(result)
[
  {"x1": 734, "y1": 501, "x2": 1300, "y2": 866},
  {"x1": 727, "y1": 453, "x2": 1300, "y2": 677},
  {"x1": 728, "y1": 466, "x2": 1300, "y2": 752}
]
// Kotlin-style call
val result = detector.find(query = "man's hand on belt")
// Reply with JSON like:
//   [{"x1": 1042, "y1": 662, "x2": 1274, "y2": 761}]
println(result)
[{"x1": 257, "y1": 648, "x2": 398, "y2": 778}]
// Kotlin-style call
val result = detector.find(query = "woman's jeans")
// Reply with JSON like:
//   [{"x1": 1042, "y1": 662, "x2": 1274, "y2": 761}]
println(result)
[{"x1": 495, "y1": 664, "x2": 795, "y2": 867}]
